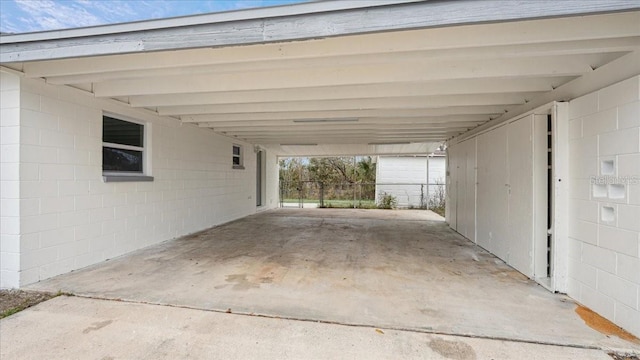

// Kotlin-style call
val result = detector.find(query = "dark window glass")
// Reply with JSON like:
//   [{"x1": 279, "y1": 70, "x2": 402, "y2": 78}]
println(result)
[
  {"x1": 103, "y1": 116, "x2": 143, "y2": 147},
  {"x1": 103, "y1": 147, "x2": 143, "y2": 172},
  {"x1": 233, "y1": 146, "x2": 241, "y2": 156},
  {"x1": 233, "y1": 156, "x2": 241, "y2": 165}
]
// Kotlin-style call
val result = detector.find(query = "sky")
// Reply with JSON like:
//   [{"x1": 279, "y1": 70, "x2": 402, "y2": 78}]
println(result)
[{"x1": 0, "y1": 0, "x2": 309, "y2": 34}]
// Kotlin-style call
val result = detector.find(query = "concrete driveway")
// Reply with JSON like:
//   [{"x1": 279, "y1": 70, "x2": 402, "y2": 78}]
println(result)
[{"x1": 4, "y1": 209, "x2": 639, "y2": 358}]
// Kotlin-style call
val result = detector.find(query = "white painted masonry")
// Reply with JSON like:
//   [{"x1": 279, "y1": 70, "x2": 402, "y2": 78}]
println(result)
[
  {"x1": 566, "y1": 76, "x2": 640, "y2": 337},
  {"x1": 0, "y1": 71, "x2": 277, "y2": 288},
  {"x1": 0, "y1": 72, "x2": 22, "y2": 288},
  {"x1": 376, "y1": 156, "x2": 445, "y2": 208},
  {"x1": 445, "y1": 76, "x2": 640, "y2": 337}
]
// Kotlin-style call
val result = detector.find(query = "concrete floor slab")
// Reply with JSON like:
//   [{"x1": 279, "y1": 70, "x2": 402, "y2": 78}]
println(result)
[
  {"x1": 28, "y1": 209, "x2": 640, "y2": 353},
  {"x1": 0, "y1": 296, "x2": 617, "y2": 360}
]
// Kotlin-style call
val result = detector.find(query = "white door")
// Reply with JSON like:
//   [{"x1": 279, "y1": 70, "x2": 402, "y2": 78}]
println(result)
[
  {"x1": 476, "y1": 125, "x2": 509, "y2": 259},
  {"x1": 507, "y1": 116, "x2": 535, "y2": 277}
]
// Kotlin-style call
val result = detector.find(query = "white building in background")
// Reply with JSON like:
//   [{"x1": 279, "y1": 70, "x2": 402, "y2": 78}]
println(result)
[{"x1": 376, "y1": 155, "x2": 445, "y2": 208}]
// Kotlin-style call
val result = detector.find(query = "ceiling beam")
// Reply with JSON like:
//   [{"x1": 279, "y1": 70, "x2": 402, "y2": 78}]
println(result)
[
  {"x1": 39, "y1": 38, "x2": 639, "y2": 85},
  {"x1": 198, "y1": 117, "x2": 489, "y2": 129},
  {"x1": 158, "y1": 93, "x2": 538, "y2": 116},
  {"x1": 183, "y1": 107, "x2": 509, "y2": 123},
  {"x1": 454, "y1": 49, "x2": 640, "y2": 142},
  {"x1": 201, "y1": 118, "x2": 488, "y2": 131},
  {"x1": 240, "y1": 136, "x2": 453, "y2": 144},
  {"x1": 20, "y1": 14, "x2": 640, "y2": 78},
  {"x1": 231, "y1": 132, "x2": 460, "y2": 138},
  {"x1": 127, "y1": 78, "x2": 568, "y2": 108},
  {"x1": 3, "y1": 1, "x2": 638, "y2": 62},
  {"x1": 92, "y1": 55, "x2": 605, "y2": 97},
  {"x1": 219, "y1": 127, "x2": 472, "y2": 135}
]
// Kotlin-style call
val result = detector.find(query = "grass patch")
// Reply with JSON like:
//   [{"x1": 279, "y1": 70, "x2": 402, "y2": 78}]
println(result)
[
  {"x1": 430, "y1": 206, "x2": 445, "y2": 217},
  {"x1": 0, "y1": 290, "x2": 69, "y2": 319},
  {"x1": 319, "y1": 199, "x2": 377, "y2": 209}
]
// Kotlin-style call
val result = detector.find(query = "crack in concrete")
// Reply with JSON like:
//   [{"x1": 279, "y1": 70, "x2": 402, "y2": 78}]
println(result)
[{"x1": 65, "y1": 293, "x2": 610, "y2": 352}]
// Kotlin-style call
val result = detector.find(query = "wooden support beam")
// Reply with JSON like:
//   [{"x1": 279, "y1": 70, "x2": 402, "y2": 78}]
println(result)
[
  {"x1": 127, "y1": 78, "x2": 565, "y2": 108},
  {"x1": 183, "y1": 107, "x2": 509, "y2": 123},
  {"x1": 38, "y1": 38, "x2": 638, "y2": 85},
  {"x1": 3, "y1": 1, "x2": 638, "y2": 62},
  {"x1": 210, "y1": 122, "x2": 482, "y2": 132},
  {"x1": 93, "y1": 55, "x2": 603, "y2": 97},
  {"x1": 159, "y1": 93, "x2": 537, "y2": 116}
]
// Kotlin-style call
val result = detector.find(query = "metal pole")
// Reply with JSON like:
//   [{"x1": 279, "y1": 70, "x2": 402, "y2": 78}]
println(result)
[
  {"x1": 353, "y1": 156, "x2": 357, "y2": 208},
  {"x1": 426, "y1": 154, "x2": 430, "y2": 209}
]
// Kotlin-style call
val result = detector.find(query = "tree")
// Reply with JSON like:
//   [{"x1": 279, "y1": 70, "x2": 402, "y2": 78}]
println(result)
[{"x1": 280, "y1": 156, "x2": 377, "y2": 202}]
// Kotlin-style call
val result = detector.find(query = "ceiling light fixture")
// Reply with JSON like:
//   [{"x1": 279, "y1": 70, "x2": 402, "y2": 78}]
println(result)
[
  {"x1": 368, "y1": 141, "x2": 411, "y2": 145},
  {"x1": 280, "y1": 143, "x2": 319, "y2": 146},
  {"x1": 292, "y1": 118, "x2": 359, "y2": 123}
]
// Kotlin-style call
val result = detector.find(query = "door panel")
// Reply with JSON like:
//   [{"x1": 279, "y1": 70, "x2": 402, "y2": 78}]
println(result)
[
  {"x1": 447, "y1": 146, "x2": 458, "y2": 230},
  {"x1": 507, "y1": 116, "x2": 535, "y2": 277},
  {"x1": 465, "y1": 138, "x2": 477, "y2": 243},
  {"x1": 476, "y1": 125, "x2": 509, "y2": 258}
]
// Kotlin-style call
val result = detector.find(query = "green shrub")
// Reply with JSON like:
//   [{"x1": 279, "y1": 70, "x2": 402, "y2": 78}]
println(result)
[{"x1": 377, "y1": 192, "x2": 397, "y2": 209}]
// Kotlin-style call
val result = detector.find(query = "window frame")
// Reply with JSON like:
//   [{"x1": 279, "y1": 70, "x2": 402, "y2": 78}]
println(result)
[
  {"x1": 102, "y1": 113, "x2": 153, "y2": 182},
  {"x1": 232, "y1": 144, "x2": 244, "y2": 170}
]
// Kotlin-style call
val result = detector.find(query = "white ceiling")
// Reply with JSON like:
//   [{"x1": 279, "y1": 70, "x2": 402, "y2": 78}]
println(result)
[{"x1": 3, "y1": 10, "x2": 640, "y2": 155}]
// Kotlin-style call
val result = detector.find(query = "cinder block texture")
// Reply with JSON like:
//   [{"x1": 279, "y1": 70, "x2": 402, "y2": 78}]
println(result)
[
  {"x1": 5, "y1": 75, "x2": 276, "y2": 288},
  {"x1": 568, "y1": 75, "x2": 640, "y2": 338},
  {"x1": 1, "y1": 71, "x2": 21, "y2": 288}
]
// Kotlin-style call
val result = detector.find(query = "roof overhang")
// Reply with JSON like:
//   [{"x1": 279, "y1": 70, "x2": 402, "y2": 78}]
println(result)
[{"x1": 1, "y1": 0, "x2": 639, "y2": 156}]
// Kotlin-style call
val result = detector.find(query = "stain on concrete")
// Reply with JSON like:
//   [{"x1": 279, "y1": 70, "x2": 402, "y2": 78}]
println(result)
[
  {"x1": 28, "y1": 209, "x2": 639, "y2": 352},
  {"x1": 491, "y1": 269, "x2": 529, "y2": 283},
  {"x1": 428, "y1": 338, "x2": 476, "y2": 360},
  {"x1": 225, "y1": 274, "x2": 260, "y2": 290},
  {"x1": 82, "y1": 320, "x2": 113, "y2": 334},
  {"x1": 419, "y1": 308, "x2": 438, "y2": 316},
  {"x1": 576, "y1": 305, "x2": 640, "y2": 344}
]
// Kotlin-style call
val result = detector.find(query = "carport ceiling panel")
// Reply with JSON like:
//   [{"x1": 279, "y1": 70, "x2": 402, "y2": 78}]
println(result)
[
  {"x1": 127, "y1": 78, "x2": 571, "y2": 108},
  {"x1": 12, "y1": 11, "x2": 639, "y2": 145},
  {"x1": 91, "y1": 54, "x2": 613, "y2": 97},
  {"x1": 156, "y1": 93, "x2": 544, "y2": 116},
  {"x1": 185, "y1": 107, "x2": 517, "y2": 123},
  {"x1": 23, "y1": 11, "x2": 640, "y2": 78}
]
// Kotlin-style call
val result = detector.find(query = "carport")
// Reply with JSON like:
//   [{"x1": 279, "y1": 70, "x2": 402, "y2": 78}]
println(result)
[
  {"x1": 1, "y1": 0, "x2": 640, "y2": 351},
  {"x1": 26, "y1": 209, "x2": 638, "y2": 352}
]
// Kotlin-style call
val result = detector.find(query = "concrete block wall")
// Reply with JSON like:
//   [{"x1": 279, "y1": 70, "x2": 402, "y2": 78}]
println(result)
[
  {"x1": 567, "y1": 75, "x2": 640, "y2": 337},
  {"x1": 0, "y1": 72, "x2": 21, "y2": 288},
  {"x1": 1, "y1": 73, "x2": 275, "y2": 287}
]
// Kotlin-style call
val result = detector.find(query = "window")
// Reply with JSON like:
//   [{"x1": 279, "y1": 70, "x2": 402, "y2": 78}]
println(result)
[
  {"x1": 232, "y1": 144, "x2": 244, "y2": 169},
  {"x1": 102, "y1": 114, "x2": 153, "y2": 182}
]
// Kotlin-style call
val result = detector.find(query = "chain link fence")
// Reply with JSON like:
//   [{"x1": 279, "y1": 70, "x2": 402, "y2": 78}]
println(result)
[{"x1": 280, "y1": 181, "x2": 446, "y2": 214}]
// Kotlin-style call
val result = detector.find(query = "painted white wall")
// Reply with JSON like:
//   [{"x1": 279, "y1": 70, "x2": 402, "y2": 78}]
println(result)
[
  {"x1": 566, "y1": 75, "x2": 640, "y2": 337},
  {"x1": 259, "y1": 150, "x2": 280, "y2": 211},
  {"x1": 376, "y1": 156, "x2": 445, "y2": 208},
  {"x1": 0, "y1": 71, "x2": 21, "y2": 288},
  {"x1": 448, "y1": 106, "x2": 572, "y2": 286},
  {"x1": 446, "y1": 75, "x2": 640, "y2": 337},
  {"x1": 1, "y1": 73, "x2": 277, "y2": 288}
]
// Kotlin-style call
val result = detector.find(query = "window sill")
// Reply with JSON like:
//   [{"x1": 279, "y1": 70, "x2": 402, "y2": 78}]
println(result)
[
  {"x1": 103, "y1": 175, "x2": 154, "y2": 182},
  {"x1": 232, "y1": 165, "x2": 245, "y2": 170}
]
